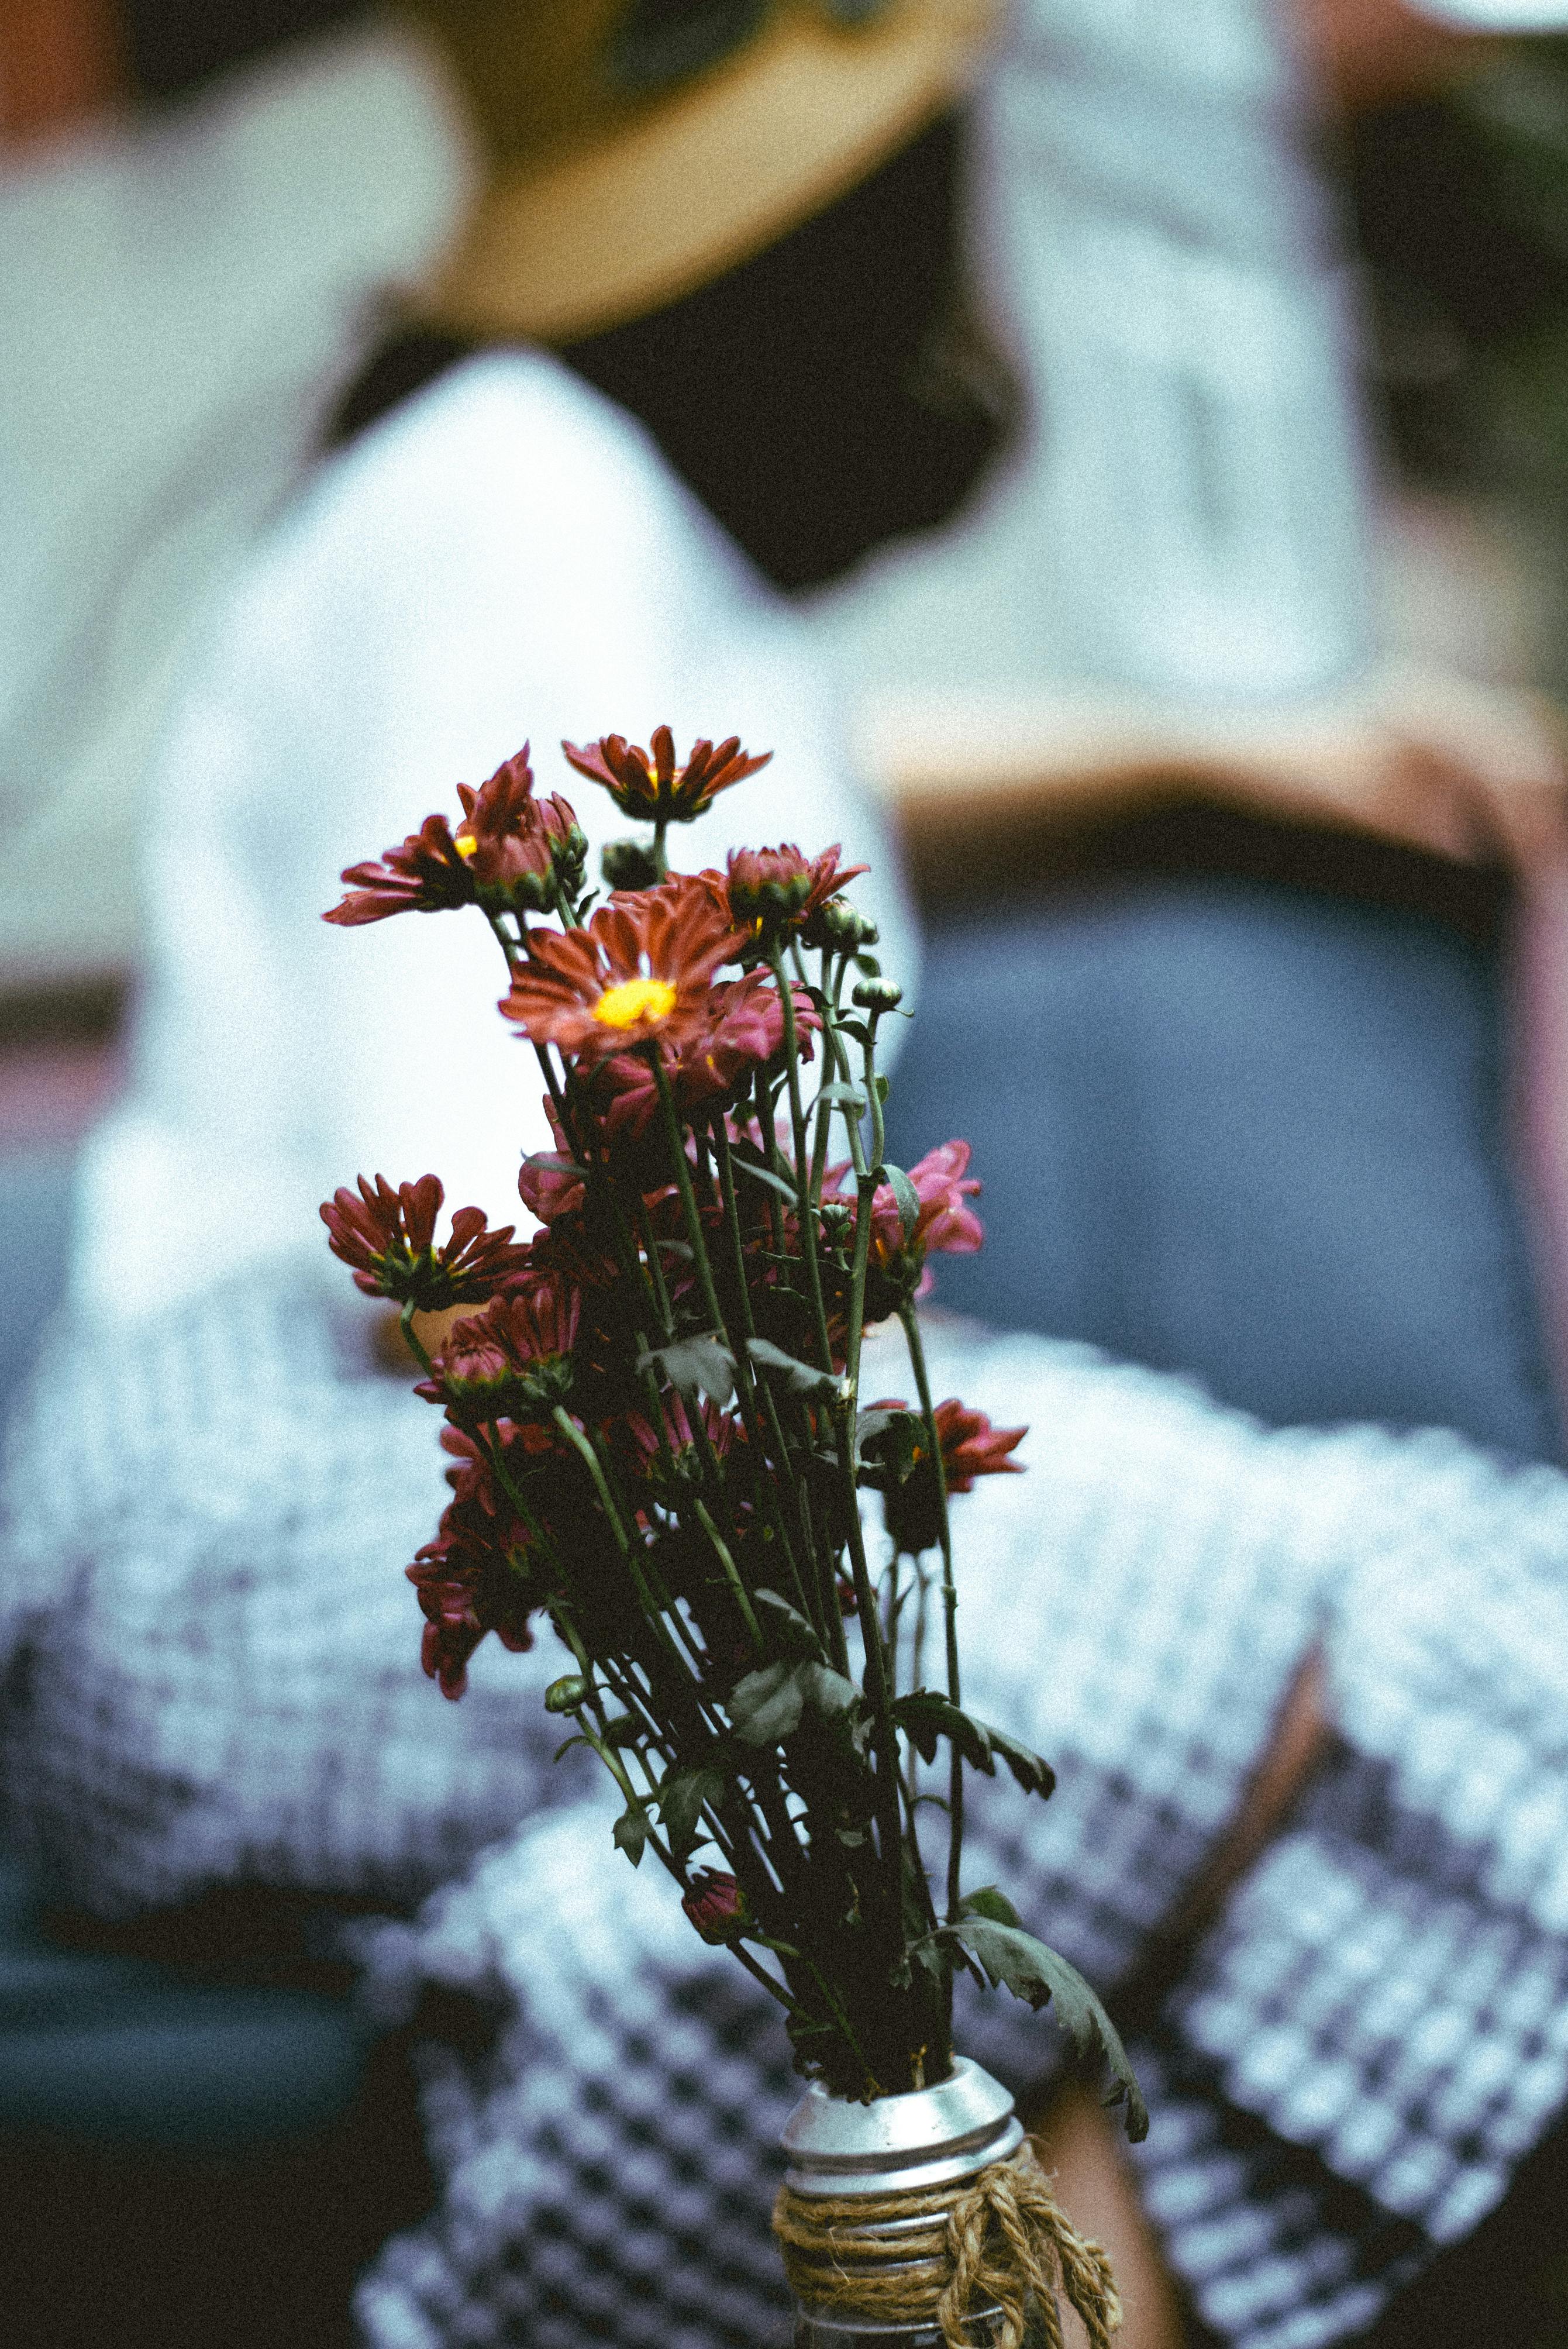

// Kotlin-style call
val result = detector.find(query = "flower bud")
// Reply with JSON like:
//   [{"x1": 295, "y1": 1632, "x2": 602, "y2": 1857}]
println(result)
[
  {"x1": 543, "y1": 1673, "x2": 590, "y2": 1714},
  {"x1": 681, "y1": 1869, "x2": 749, "y2": 1945},
  {"x1": 601, "y1": 838, "x2": 663, "y2": 892},
  {"x1": 552, "y1": 822, "x2": 589, "y2": 890},
  {"x1": 808, "y1": 897, "x2": 876, "y2": 952},
  {"x1": 852, "y1": 977, "x2": 904, "y2": 1015}
]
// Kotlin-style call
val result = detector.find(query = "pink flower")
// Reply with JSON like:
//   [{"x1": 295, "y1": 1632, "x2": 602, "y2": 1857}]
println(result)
[
  {"x1": 321, "y1": 1173, "x2": 532, "y2": 1308},
  {"x1": 324, "y1": 815, "x2": 475, "y2": 926},
  {"x1": 863, "y1": 1397, "x2": 1026, "y2": 1556},
  {"x1": 828, "y1": 1142, "x2": 984, "y2": 1315},
  {"x1": 322, "y1": 745, "x2": 585, "y2": 926},
  {"x1": 501, "y1": 874, "x2": 742, "y2": 1067},
  {"x1": 417, "y1": 1277, "x2": 583, "y2": 1423},
  {"x1": 873, "y1": 1141, "x2": 984, "y2": 1269},
  {"x1": 562, "y1": 726, "x2": 770, "y2": 824},
  {"x1": 725, "y1": 843, "x2": 867, "y2": 946},
  {"x1": 452, "y1": 746, "x2": 585, "y2": 915}
]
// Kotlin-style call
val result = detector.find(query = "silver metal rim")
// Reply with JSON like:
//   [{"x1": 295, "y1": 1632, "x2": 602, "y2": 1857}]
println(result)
[{"x1": 781, "y1": 2055, "x2": 1024, "y2": 2199}]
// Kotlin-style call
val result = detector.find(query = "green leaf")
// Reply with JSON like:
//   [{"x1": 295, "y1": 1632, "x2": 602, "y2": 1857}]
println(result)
[
  {"x1": 729, "y1": 1658, "x2": 857, "y2": 1745},
  {"x1": 855, "y1": 1403, "x2": 907, "y2": 1449},
  {"x1": 895, "y1": 1690, "x2": 991, "y2": 1771},
  {"x1": 956, "y1": 1885, "x2": 1021, "y2": 1928},
  {"x1": 949, "y1": 1920, "x2": 1147, "y2": 2142},
  {"x1": 754, "y1": 1587, "x2": 826, "y2": 1660},
  {"x1": 815, "y1": 1081, "x2": 867, "y2": 1114},
  {"x1": 853, "y1": 954, "x2": 882, "y2": 977},
  {"x1": 728, "y1": 1659, "x2": 802, "y2": 1742},
  {"x1": 802, "y1": 1662, "x2": 857, "y2": 1720},
  {"x1": 612, "y1": 1802, "x2": 652, "y2": 1867},
  {"x1": 599, "y1": 1714, "x2": 640, "y2": 1747},
  {"x1": 857, "y1": 1407, "x2": 923, "y2": 1483},
  {"x1": 983, "y1": 1721, "x2": 1057, "y2": 1800},
  {"x1": 746, "y1": 1337, "x2": 846, "y2": 1404},
  {"x1": 637, "y1": 1334, "x2": 736, "y2": 1406},
  {"x1": 891, "y1": 1692, "x2": 1056, "y2": 1799},
  {"x1": 653, "y1": 1767, "x2": 725, "y2": 1854},
  {"x1": 733, "y1": 1158, "x2": 807, "y2": 1209},
  {"x1": 910, "y1": 1935, "x2": 949, "y2": 1983},
  {"x1": 881, "y1": 1164, "x2": 921, "y2": 1243},
  {"x1": 873, "y1": 1074, "x2": 890, "y2": 1105}
]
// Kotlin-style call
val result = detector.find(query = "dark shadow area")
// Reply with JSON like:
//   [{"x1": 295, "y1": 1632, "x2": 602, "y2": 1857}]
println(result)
[
  {"x1": 123, "y1": 0, "x2": 368, "y2": 103},
  {"x1": 0, "y1": 1003, "x2": 436, "y2": 2349}
]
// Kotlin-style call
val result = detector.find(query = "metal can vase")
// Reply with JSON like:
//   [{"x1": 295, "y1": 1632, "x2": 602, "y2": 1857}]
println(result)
[{"x1": 777, "y1": 2056, "x2": 1034, "y2": 2348}]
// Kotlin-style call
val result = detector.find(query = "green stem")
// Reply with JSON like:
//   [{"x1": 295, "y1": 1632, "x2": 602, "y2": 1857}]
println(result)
[
  {"x1": 752, "y1": 1068, "x2": 791, "y2": 1262},
  {"x1": 549, "y1": 1407, "x2": 710, "y2": 1694},
  {"x1": 650, "y1": 1053, "x2": 728, "y2": 1339},
  {"x1": 398, "y1": 1298, "x2": 433, "y2": 1376},
  {"x1": 759, "y1": 1938, "x2": 883, "y2": 2097},
  {"x1": 835, "y1": 1407, "x2": 905, "y2": 1920},
  {"x1": 769, "y1": 947, "x2": 835, "y2": 1372},
  {"x1": 636, "y1": 1196, "x2": 677, "y2": 1338},
  {"x1": 808, "y1": 947, "x2": 848, "y2": 1200},
  {"x1": 708, "y1": 1120, "x2": 818, "y2": 1633},
  {"x1": 898, "y1": 1302, "x2": 963, "y2": 1923},
  {"x1": 692, "y1": 1497, "x2": 763, "y2": 1654}
]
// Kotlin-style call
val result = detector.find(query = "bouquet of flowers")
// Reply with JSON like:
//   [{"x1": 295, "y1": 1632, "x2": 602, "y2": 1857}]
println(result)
[{"x1": 320, "y1": 728, "x2": 1142, "y2": 2333}]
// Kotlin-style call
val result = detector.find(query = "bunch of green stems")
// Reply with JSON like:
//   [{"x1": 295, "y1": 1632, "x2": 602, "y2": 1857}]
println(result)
[{"x1": 453, "y1": 895, "x2": 968, "y2": 2097}]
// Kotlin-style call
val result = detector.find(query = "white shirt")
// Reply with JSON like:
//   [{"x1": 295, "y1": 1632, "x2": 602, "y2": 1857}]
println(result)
[{"x1": 73, "y1": 354, "x2": 916, "y2": 1318}]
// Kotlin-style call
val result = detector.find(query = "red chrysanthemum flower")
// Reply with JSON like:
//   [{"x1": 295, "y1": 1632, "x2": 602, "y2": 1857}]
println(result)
[
  {"x1": 830, "y1": 1140, "x2": 983, "y2": 1319},
  {"x1": 874, "y1": 1141, "x2": 984, "y2": 1267},
  {"x1": 324, "y1": 814, "x2": 475, "y2": 926},
  {"x1": 437, "y1": 1416, "x2": 556, "y2": 1513},
  {"x1": 418, "y1": 1277, "x2": 583, "y2": 1423},
  {"x1": 590, "y1": 969, "x2": 811, "y2": 1143},
  {"x1": 407, "y1": 1490, "x2": 550, "y2": 1700},
  {"x1": 863, "y1": 1396, "x2": 1026, "y2": 1555},
  {"x1": 929, "y1": 1398, "x2": 1027, "y2": 1490},
  {"x1": 619, "y1": 1390, "x2": 741, "y2": 1476},
  {"x1": 499, "y1": 872, "x2": 745, "y2": 1069},
  {"x1": 321, "y1": 1173, "x2": 533, "y2": 1309},
  {"x1": 323, "y1": 748, "x2": 587, "y2": 928},
  {"x1": 517, "y1": 1100, "x2": 588, "y2": 1227},
  {"x1": 562, "y1": 725, "x2": 770, "y2": 824},
  {"x1": 453, "y1": 746, "x2": 586, "y2": 916},
  {"x1": 725, "y1": 843, "x2": 868, "y2": 947}
]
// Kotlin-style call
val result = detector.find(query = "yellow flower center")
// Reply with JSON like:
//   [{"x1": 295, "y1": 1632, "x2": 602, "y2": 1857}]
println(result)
[
  {"x1": 454, "y1": 831, "x2": 478, "y2": 860},
  {"x1": 593, "y1": 976, "x2": 678, "y2": 1030}
]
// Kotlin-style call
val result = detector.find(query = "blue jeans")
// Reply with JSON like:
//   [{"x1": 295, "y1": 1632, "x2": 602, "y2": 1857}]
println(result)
[{"x1": 885, "y1": 878, "x2": 1563, "y2": 1466}]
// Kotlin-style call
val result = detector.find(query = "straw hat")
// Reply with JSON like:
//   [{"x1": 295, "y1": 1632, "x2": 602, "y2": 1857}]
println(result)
[{"x1": 405, "y1": 0, "x2": 1001, "y2": 344}]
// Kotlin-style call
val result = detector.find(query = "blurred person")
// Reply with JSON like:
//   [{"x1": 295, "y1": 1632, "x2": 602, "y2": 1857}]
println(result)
[
  {"x1": 8, "y1": 7, "x2": 1568, "y2": 2349},
  {"x1": 840, "y1": 0, "x2": 1568, "y2": 1466}
]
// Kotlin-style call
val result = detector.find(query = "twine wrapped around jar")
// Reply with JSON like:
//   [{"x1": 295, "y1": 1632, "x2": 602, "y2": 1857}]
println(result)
[{"x1": 773, "y1": 2139, "x2": 1121, "y2": 2349}]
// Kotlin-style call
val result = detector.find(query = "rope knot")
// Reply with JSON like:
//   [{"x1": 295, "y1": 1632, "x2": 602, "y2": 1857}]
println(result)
[{"x1": 773, "y1": 2142, "x2": 1121, "y2": 2349}]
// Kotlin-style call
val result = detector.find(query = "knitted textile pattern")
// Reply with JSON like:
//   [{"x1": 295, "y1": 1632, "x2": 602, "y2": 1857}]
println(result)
[{"x1": 5, "y1": 1278, "x2": 1568, "y2": 2349}]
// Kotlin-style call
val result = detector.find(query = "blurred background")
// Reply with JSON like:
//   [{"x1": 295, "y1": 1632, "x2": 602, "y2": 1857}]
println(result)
[{"x1": 8, "y1": 2, "x2": 1568, "y2": 2343}]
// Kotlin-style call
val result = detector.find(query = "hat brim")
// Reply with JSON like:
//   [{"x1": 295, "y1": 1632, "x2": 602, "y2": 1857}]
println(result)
[{"x1": 418, "y1": 0, "x2": 999, "y2": 345}]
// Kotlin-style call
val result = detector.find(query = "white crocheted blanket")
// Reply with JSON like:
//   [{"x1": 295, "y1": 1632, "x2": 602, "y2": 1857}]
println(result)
[{"x1": 5, "y1": 1277, "x2": 1568, "y2": 2349}]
